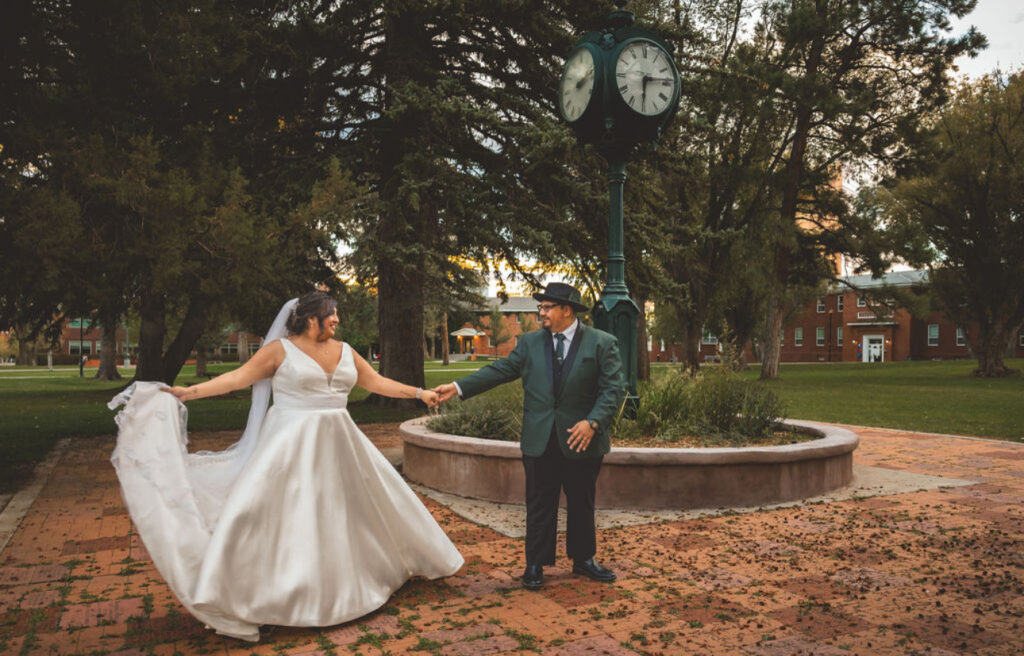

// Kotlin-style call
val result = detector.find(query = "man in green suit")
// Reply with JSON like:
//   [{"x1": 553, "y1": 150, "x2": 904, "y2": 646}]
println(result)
[{"x1": 434, "y1": 282, "x2": 625, "y2": 590}]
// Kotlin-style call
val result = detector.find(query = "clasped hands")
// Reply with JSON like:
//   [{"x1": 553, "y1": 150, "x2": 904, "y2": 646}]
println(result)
[{"x1": 428, "y1": 383, "x2": 595, "y2": 452}]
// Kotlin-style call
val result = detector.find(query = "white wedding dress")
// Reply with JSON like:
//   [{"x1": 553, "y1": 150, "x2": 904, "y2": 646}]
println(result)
[{"x1": 109, "y1": 338, "x2": 464, "y2": 642}]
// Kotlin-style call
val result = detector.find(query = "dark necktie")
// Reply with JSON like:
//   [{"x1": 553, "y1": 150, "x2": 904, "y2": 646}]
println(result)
[{"x1": 555, "y1": 333, "x2": 566, "y2": 365}]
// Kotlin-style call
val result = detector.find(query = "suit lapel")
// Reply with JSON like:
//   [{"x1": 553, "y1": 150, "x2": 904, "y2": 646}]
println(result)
[{"x1": 543, "y1": 329, "x2": 555, "y2": 393}]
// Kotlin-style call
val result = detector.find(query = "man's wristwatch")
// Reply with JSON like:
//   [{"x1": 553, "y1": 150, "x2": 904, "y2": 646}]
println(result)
[{"x1": 587, "y1": 419, "x2": 599, "y2": 431}]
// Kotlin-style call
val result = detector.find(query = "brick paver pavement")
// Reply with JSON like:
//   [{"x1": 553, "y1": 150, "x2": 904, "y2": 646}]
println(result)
[{"x1": 1, "y1": 424, "x2": 1022, "y2": 655}]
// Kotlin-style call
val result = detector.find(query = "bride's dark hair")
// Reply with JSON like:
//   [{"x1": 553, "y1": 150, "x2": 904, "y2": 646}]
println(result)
[{"x1": 286, "y1": 291, "x2": 338, "y2": 336}]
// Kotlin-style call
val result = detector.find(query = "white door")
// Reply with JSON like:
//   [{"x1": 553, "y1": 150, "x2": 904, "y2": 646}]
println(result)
[{"x1": 863, "y1": 335, "x2": 884, "y2": 363}]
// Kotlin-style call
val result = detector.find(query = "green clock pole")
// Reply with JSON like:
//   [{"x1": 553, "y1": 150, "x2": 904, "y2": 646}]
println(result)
[
  {"x1": 592, "y1": 148, "x2": 639, "y2": 411},
  {"x1": 558, "y1": 0, "x2": 680, "y2": 415}
]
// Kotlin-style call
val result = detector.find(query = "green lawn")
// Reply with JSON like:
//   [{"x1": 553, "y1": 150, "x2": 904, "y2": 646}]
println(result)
[
  {"x1": 740, "y1": 359, "x2": 1024, "y2": 440},
  {"x1": 2, "y1": 357, "x2": 1022, "y2": 494}
]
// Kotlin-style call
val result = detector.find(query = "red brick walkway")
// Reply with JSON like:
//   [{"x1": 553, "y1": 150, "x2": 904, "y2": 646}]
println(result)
[{"x1": 1, "y1": 425, "x2": 1022, "y2": 655}]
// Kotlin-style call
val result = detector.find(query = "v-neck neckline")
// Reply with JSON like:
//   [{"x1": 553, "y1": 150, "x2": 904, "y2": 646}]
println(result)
[{"x1": 286, "y1": 338, "x2": 345, "y2": 381}]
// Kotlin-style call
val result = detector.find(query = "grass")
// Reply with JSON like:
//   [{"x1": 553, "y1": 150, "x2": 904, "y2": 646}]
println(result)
[
  {"x1": 2, "y1": 357, "x2": 1022, "y2": 494},
  {"x1": 736, "y1": 358, "x2": 1024, "y2": 440}
]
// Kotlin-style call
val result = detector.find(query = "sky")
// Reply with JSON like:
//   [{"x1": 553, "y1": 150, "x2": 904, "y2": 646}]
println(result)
[{"x1": 949, "y1": 0, "x2": 1024, "y2": 78}]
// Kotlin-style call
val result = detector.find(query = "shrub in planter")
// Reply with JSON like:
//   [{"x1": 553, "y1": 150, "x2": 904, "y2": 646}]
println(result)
[
  {"x1": 615, "y1": 368, "x2": 785, "y2": 445},
  {"x1": 425, "y1": 386, "x2": 522, "y2": 441}
]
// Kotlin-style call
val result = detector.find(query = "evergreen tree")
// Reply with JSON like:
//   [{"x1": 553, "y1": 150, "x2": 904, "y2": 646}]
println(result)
[{"x1": 315, "y1": 0, "x2": 606, "y2": 398}]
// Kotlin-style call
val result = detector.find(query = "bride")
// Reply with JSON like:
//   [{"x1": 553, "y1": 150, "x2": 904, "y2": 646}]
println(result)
[{"x1": 109, "y1": 291, "x2": 464, "y2": 642}]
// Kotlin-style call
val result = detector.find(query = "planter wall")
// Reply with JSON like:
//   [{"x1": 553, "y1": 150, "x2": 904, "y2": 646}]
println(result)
[{"x1": 400, "y1": 418, "x2": 858, "y2": 510}]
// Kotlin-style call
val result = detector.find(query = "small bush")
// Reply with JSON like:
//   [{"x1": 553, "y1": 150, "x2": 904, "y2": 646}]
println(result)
[
  {"x1": 425, "y1": 385, "x2": 523, "y2": 441},
  {"x1": 613, "y1": 367, "x2": 785, "y2": 445}
]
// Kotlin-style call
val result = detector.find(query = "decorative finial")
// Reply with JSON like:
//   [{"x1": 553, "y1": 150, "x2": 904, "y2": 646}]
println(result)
[{"x1": 606, "y1": 1, "x2": 635, "y2": 30}]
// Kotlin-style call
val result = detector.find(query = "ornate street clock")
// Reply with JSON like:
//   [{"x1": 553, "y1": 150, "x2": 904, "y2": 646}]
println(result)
[{"x1": 557, "y1": 1, "x2": 682, "y2": 410}]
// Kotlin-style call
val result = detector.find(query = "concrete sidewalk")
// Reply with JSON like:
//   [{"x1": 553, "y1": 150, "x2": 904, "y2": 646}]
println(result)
[{"x1": 1, "y1": 423, "x2": 1021, "y2": 655}]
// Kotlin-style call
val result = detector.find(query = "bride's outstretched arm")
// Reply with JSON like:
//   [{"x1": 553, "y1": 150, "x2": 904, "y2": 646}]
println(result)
[
  {"x1": 351, "y1": 349, "x2": 439, "y2": 407},
  {"x1": 166, "y1": 341, "x2": 284, "y2": 402}
]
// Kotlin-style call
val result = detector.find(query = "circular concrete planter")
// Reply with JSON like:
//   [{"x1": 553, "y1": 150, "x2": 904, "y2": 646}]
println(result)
[{"x1": 400, "y1": 418, "x2": 858, "y2": 510}]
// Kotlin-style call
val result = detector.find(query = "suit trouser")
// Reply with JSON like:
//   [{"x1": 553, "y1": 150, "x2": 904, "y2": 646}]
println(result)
[{"x1": 522, "y1": 432, "x2": 603, "y2": 566}]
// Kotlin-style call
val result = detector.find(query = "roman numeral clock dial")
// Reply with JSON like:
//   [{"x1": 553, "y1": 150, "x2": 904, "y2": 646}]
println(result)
[
  {"x1": 615, "y1": 40, "x2": 677, "y2": 117},
  {"x1": 558, "y1": 46, "x2": 596, "y2": 123}
]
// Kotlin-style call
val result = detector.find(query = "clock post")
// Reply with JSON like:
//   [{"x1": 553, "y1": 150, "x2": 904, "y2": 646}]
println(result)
[{"x1": 556, "y1": 0, "x2": 681, "y2": 410}]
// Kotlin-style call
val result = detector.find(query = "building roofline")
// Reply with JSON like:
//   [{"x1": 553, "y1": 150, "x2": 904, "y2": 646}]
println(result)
[{"x1": 832, "y1": 269, "x2": 928, "y2": 291}]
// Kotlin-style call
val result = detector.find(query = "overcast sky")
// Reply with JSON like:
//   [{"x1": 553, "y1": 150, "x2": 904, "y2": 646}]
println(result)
[{"x1": 950, "y1": 0, "x2": 1024, "y2": 78}]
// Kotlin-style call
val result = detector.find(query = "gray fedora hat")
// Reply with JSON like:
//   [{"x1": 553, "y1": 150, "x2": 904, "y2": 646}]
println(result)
[{"x1": 532, "y1": 282, "x2": 589, "y2": 313}]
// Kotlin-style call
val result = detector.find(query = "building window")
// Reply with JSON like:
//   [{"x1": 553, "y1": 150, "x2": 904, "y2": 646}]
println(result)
[
  {"x1": 837, "y1": 295, "x2": 844, "y2": 312},
  {"x1": 816, "y1": 297, "x2": 826, "y2": 313},
  {"x1": 779, "y1": 331, "x2": 784, "y2": 346},
  {"x1": 701, "y1": 328, "x2": 718, "y2": 345},
  {"x1": 220, "y1": 343, "x2": 238, "y2": 354},
  {"x1": 956, "y1": 327, "x2": 966, "y2": 347},
  {"x1": 69, "y1": 340, "x2": 92, "y2": 355},
  {"x1": 837, "y1": 326, "x2": 843, "y2": 346},
  {"x1": 68, "y1": 318, "x2": 91, "y2": 328},
  {"x1": 927, "y1": 324, "x2": 939, "y2": 347},
  {"x1": 248, "y1": 342, "x2": 260, "y2": 355},
  {"x1": 816, "y1": 327, "x2": 825, "y2": 346},
  {"x1": 857, "y1": 296, "x2": 867, "y2": 307},
  {"x1": 794, "y1": 327, "x2": 803, "y2": 347}
]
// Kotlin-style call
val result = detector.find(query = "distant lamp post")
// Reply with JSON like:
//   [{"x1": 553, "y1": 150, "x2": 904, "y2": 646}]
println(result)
[{"x1": 557, "y1": 0, "x2": 681, "y2": 408}]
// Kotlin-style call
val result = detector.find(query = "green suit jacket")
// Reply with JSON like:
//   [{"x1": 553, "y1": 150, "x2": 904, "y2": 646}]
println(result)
[{"x1": 456, "y1": 323, "x2": 626, "y2": 459}]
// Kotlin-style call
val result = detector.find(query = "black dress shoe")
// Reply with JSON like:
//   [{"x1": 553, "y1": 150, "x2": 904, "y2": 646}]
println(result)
[
  {"x1": 572, "y1": 558, "x2": 616, "y2": 582},
  {"x1": 521, "y1": 564, "x2": 543, "y2": 590}
]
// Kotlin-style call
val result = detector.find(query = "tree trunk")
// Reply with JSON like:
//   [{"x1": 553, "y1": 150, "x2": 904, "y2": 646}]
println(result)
[
  {"x1": 677, "y1": 318, "x2": 702, "y2": 374},
  {"x1": 374, "y1": 256, "x2": 425, "y2": 407},
  {"x1": 95, "y1": 317, "x2": 122, "y2": 380},
  {"x1": 237, "y1": 332, "x2": 249, "y2": 365},
  {"x1": 635, "y1": 292, "x2": 650, "y2": 381},
  {"x1": 760, "y1": 286, "x2": 784, "y2": 380},
  {"x1": 161, "y1": 298, "x2": 208, "y2": 385},
  {"x1": 14, "y1": 325, "x2": 37, "y2": 366},
  {"x1": 423, "y1": 332, "x2": 432, "y2": 360},
  {"x1": 195, "y1": 347, "x2": 208, "y2": 378},
  {"x1": 16, "y1": 338, "x2": 36, "y2": 366},
  {"x1": 135, "y1": 291, "x2": 167, "y2": 382},
  {"x1": 973, "y1": 321, "x2": 1020, "y2": 377},
  {"x1": 441, "y1": 312, "x2": 450, "y2": 366}
]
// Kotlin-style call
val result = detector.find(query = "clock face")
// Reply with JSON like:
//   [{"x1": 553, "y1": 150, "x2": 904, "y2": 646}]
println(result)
[
  {"x1": 615, "y1": 40, "x2": 677, "y2": 116},
  {"x1": 559, "y1": 47, "x2": 596, "y2": 122}
]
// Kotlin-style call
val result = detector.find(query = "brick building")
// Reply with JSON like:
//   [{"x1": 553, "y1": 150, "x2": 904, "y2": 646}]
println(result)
[
  {"x1": 57, "y1": 318, "x2": 261, "y2": 362},
  {"x1": 658, "y1": 270, "x2": 1024, "y2": 365}
]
